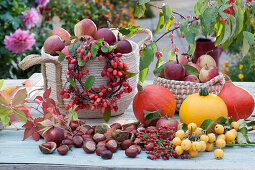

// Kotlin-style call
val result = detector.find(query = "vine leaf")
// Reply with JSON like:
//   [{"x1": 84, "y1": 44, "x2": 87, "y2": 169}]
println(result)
[
  {"x1": 135, "y1": 3, "x2": 146, "y2": 18},
  {"x1": 12, "y1": 88, "x2": 27, "y2": 106},
  {"x1": 183, "y1": 65, "x2": 200, "y2": 75},
  {"x1": 56, "y1": 51, "x2": 66, "y2": 62},
  {"x1": 200, "y1": 119, "x2": 214, "y2": 130},
  {"x1": 125, "y1": 71, "x2": 138, "y2": 78},
  {"x1": 144, "y1": 109, "x2": 161, "y2": 126},
  {"x1": 237, "y1": 132, "x2": 248, "y2": 144},
  {"x1": 67, "y1": 78, "x2": 77, "y2": 88},
  {"x1": 84, "y1": 76, "x2": 95, "y2": 91},
  {"x1": 103, "y1": 107, "x2": 111, "y2": 122}
]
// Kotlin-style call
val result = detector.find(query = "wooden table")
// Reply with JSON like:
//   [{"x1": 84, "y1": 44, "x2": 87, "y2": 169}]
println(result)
[{"x1": 1, "y1": 73, "x2": 255, "y2": 170}]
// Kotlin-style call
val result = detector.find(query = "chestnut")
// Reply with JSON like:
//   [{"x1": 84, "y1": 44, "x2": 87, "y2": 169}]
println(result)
[
  {"x1": 125, "y1": 146, "x2": 138, "y2": 158},
  {"x1": 69, "y1": 120, "x2": 79, "y2": 131},
  {"x1": 145, "y1": 142, "x2": 154, "y2": 151},
  {"x1": 106, "y1": 139, "x2": 118, "y2": 153},
  {"x1": 73, "y1": 130, "x2": 84, "y2": 136},
  {"x1": 61, "y1": 139, "x2": 73, "y2": 149},
  {"x1": 93, "y1": 133, "x2": 106, "y2": 143},
  {"x1": 57, "y1": 145, "x2": 69, "y2": 155},
  {"x1": 96, "y1": 146, "x2": 107, "y2": 156},
  {"x1": 83, "y1": 141, "x2": 96, "y2": 154},
  {"x1": 86, "y1": 128, "x2": 94, "y2": 135},
  {"x1": 110, "y1": 123, "x2": 122, "y2": 130},
  {"x1": 101, "y1": 150, "x2": 113, "y2": 159},
  {"x1": 124, "y1": 125, "x2": 136, "y2": 132},
  {"x1": 97, "y1": 141, "x2": 106, "y2": 148},
  {"x1": 39, "y1": 142, "x2": 57, "y2": 154},
  {"x1": 73, "y1": 135, "x2": 83, "y2": 148},
  {"x1": 129, "y1": 144, "x2": 141, "y2": 153},
  {"x1": 121, "y1": 139, "x2": 132, "y2": 150},
  {"x1": 104, "y1": 132, "x2": 112, "y2": 139}
]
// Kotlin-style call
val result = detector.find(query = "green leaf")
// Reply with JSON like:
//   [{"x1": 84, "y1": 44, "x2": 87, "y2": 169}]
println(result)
[
  {"x1": 189, "y1": 44, "x2": 196, "y2": 55},
  {"x1": 139, "y1": 42, "x2": 156, "y2": 70},
  {"x1": 70, "y1": 36, "x2": 78, "y2": 40},
  {"x1": 103, "y1": 107, "x2": 111, "y2": 122},
  {"x1": 194, "y1": 0, "x2": 208, "y2": 17},
  {"x1": 190, "y1": 22, "x2": 200, "y2": 36},
  {"x1": 234, "y1": 5, "x2": 244, "y2": 38},
  {"x1": 167, "y1": 50, "x2": 175, "y2": 61},
  {"x1": 229, "y1": 15, "x2": 236, "y2": 38},
  {"x1": 185, "y1": 31, "x2": 196, "y2": 45},
  {"x1": 1, "y1": 116, "x2": 10, "y2": 127},
  {"x1": 222, "y1": 37, "x2": 233, "y2": 50},
  {"x1": 219, "y1": 4, "x2": 231, "y2": 21},
  {"x1": 182, "y1": 123, "x2": 188, "y2": 131},
  {"x1": 246, "y1": 121, "x2": 255, "y2": 127},
  {"x1": 12, "y1": 108, "x2": 27, "y2": 122},
  {"x1": 95, "y1": 38, "x2": 104, "y2": 45},
  {"x1": 91, "y1": 44, "x2": 99, "y2": 58},
  {"x1": 216, "y1": 116, "x2": 229, "y2": 126},
  {"x1": 180, "y1": 19, "x2": 189, "y2": 36},
  {"x1": 237, "y1": 119, "x2": 246, "y2": 129},
  {"x1": 221, "y1": 21, "x2": 231, "y2": 44},
  {"x1": 237, "y1": 132, "x2": 248, "y2": 144},
  {"x1": 165, "y1": 15, "x2": 174, "y2": 31},
  {"x1": 135, "y1": 3, "x2": 146, "y2": 18},
  {"x1": 144, "y1": 109, "x2": 161, "y2": 126},
  {"x1": 125, "y1": 71, "x2": 138, "y2": 78},
  {"x1": 138, "y1": 0, "x2": 150, "y2": 5},
  {"x1": 84, "y1": 76, "x2": 95, "y2": 91},
  {"x1": 200, "y1": 7, "x2": 218, "y2": 37},
  {"x1": 183, "y1": 65, "x2": 200, "y2": 75},
  {"x1": 153, "y1": 63, "x2": 166, "y2": 76},
  {"x1": 155, "y1": 11, "x2": 164, "y2": 34},
  {"x1": 242, "y1": 38, "x2": 249, "y2": 57},
  {"x1": 156, "y1": 57, "x2": 163, "y2": 69},
  {"x1": 200, "y1": 119, "x2": 214, "y2": 130},
  {"x1": 67, "y1": 78, "x2": 77, "y2": 88},
  {"x1": 119, "y1": 25, "x2": 140, "y2": 36},
  {"x1": 238, "y1": 127, "x2": 250, "y2": 143},
  {"x1": 68, "y1": 42, "x2": 80, "y2": 56},
  {"x1": 162, "y1": 5, "x2": 172, "y2": 24},
  {"x1": 101, "y1": 45, "x2": 117, "y2": 53},
  {"x1": 0, "y1": 79, "x2": 3, "y2": 90},
  {"x1": 243, "y1": 31, "x2": 255, "y2": 45},
  {"x1": 78, "y1": 59, "x2": 86, "y2": 67},
  {"x1": 56, "y1": 51, "x2": 66, "y2": 62},
  {"x1": 139, "y1": 67, "x2": 149, "y2": 83}
]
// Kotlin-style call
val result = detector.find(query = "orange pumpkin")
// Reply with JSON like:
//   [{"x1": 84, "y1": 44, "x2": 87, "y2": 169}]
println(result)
[
  {"x1": 132, "y1": 83, "x2": 176, "y2": 126},
  {"x1": 218, "y1": 76, "x2": 254, "y2": 121}
]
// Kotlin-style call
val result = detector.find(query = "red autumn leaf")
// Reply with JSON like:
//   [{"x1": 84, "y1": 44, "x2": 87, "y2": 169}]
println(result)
[
  {"x1": 43, "y1": 88, "x2": 51, "y2": 99},
  {"x1": 47, "y1": 98, "x2": 56, "y2": 106},
  {"x1": 22, "y1": 121, "x2": 34, "y2": 129},
  {"x1": 14, "y1": 105, "x2": 32, "y2": 119},
  {"x1": 35, "y1": 96, "x2": 43, "y2": 101},
  {"x1": 34, "y1": 117, "x2": 45, "y2": 124},
  {"x1": 23, "y1": 126, "x2": 37, "y2": 141},
  {"x1": 12, "y1": 88, "x2": 27, "y2": 106},
  {"x1": 22, "y1": 80, "x2": 31, "y2": 90},
  {"x1": 32, "y1": 131, "x2": 41, "y2": 141},
  {"x1": 42, "y1": 102, "x2": 48, "y2": 109}
]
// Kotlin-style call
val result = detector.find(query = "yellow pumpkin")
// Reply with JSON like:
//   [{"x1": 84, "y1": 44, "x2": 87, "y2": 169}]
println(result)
[{"x1": 179, "y1": 86, "x2": 228, "y2": 127}]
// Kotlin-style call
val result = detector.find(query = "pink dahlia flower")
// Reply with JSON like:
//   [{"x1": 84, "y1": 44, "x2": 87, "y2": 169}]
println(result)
[
  {"x1": 22, "y1": 8, "x2": 39, "y2": 29},
  {"x1": 35, "y1": 0, "x2": 50, "y2": 7},
  {"x1": 4, "y1": 29, "x2": 35, "y2": 54}
]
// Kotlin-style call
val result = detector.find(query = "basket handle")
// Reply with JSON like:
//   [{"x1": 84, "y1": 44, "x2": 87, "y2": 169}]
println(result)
[
  {"x1": 18, "y1": 54, "x2": 64, "y2": 106},
  {"x1": 123, "y1": 28, "x2": 153, "y2": 49}
]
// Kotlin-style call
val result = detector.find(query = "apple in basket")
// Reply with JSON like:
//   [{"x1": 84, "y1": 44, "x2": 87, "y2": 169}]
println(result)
[
  {"x1": 196, "y1": 54, "x2": 217, "y2": 68},
  {"x1": 164, "y1": 61, "x2": 185, "y2": 81},
  {"x1": 43, "y1": 35, "x2": 65, "y2": 56},
  {"x1": 199, "y1": 65, "x2": 219, "y2": 83}
]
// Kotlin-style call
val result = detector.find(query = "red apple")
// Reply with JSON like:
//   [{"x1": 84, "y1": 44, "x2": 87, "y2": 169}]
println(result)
[
  {"x1": 156, "y1": 118, "x2": 179, "y2": 130},
  {"x1": 199, "y1": 65, "x2": 219, "y2": 83},
  {"x1": 74, "y1": 19, "x2": 97, "y2": 37},
  {"x1": 171, "y1": 55, "x2": 188, "y2": 65},
  {"x1": 186, "y1": 63, "x2": 201, "y2": 76},
  {"x1": 94, "y1": 28, "x2": 116, "y2": 45},
  {"x1": 43, "y1": 35, "x2": 65, "y2": 56},
  {"x1": 50, "y1": 27, "x2": 71, "y2": 46},
  {"x1": 184, "y1": 75, "x2": 200, "y2": 83},
  {"x1": 114, "y1": 40, "x2": 132, "y2": 54},
  {"x1": 196, "y1": 54, "x2": 216, "y2": 68},
  {"x1": 164, "y1": 61, "x2": 185, "y2": 81},
  {"x1": 43, "y1": 127, "x2": 65, "y2": 146}
]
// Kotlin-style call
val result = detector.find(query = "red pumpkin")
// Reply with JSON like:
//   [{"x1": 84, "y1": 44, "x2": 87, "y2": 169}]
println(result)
[
  {"x1": 218, "y1": 76, "x2": 254, "y2": 121},
  {"x1": 132, "y1": 84, "x2": 176, "y2": 126}
]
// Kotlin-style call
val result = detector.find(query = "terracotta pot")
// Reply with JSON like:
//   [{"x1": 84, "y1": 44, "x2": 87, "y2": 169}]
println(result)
[{"x1": 192, "y1": 37, "x2": 223, "y2": 67}]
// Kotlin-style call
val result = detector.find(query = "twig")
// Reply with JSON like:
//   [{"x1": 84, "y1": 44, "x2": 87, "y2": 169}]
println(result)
[{"x1": 226, "y1": 144, "x2": 255, "y2": 147}]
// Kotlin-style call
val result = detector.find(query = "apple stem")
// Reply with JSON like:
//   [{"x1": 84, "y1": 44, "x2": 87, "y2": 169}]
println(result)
[
  {"x1": 175, "y1": 55, "x2": 179, "y2": 64},
  {"x1": 137, "y1": 83, "x2": 144, "y2": 94}
]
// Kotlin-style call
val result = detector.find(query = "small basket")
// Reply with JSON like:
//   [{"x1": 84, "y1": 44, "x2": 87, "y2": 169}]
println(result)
[
  {"x1": 19, "y1": 28, "x2": 152, "y2": 118},
  {"x1": 153, "y1": 74, "x2": 225, "y2": 111}
]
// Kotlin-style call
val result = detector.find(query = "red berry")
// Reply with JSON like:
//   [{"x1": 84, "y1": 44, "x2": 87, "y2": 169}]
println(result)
[
  {"x1": 102, "y1": 89, "x2": 107, "y2": 93},
  {"x1": 100, "y1": 107, "x2": 105, "y2": 114},
  {"x1": 84, "y1": 91, "x2": 87, "y2": 96},
  {"x1": 91, "y1": 105, "x2": 96, "y2": 111},
  {"x1": 187, "y1": 15, "x2": 191, "y2": 18},
  {"x1": 108, "y1": 88, "x2": 112, "y2": 92},
  {"x1": 70, "y1": 59, "x2": 76, "y2": 64},
  {"x1": 63, "y1": 93, "x2": 70, "y2": 99},
  {"x1": 98, "y1": 55, "x2": 103, "y2": 61},
  {"x1": 103, "y1": 102, "x2": 107, "y2": 107},
  {"x1": 116, "y1": 53, "x2": 122, "y2": 57},
  {"x1": 114, "y1": 106, "x2": 118, "y2": 112},
  {"x1": 118, "y1": 62, "x2": 123, "y2": 68},
  {"x1": 98, "y1": 92, "x2": 103, "y2": 97},
  {"x1": 69, "y1": 65, "x2": 73, "y2": 70},
  {"x1": 107, "y1": 68, "x2": 113, "y2": 72},
  {"x1": 108, "y1": 105, "x2": 113, "y2": 110},
  {"x1": 117, "y1": 71, "x2": 123, "y2": 77},
  {"x1": 65, "y1": 55, "x2": 70, "y2": 60},
  {"x1": 65, "y1": 104, "x2": 70, "y2": 110},
  {"x1": 111, "y1": 98, "x2": 116, "y2": 104},
  {"x1": 113, "y1": 69, "x2": 117, "y2": 76},
  {"x1": 89, "y1": 94, "x2": 95, "y2": 99},
  {"x1": 107, "y1": 54, "x2": 113, "y2": 59},
  {"x1": 169, "y1": 34, "x2": 173, "y2": 38},
  {"x1": 181, "y1": 34, "x2": 184, "y2": 38},
  {"x1": 87, "y1": 52, "x2": 91, "y2": 58},
  {"x1": 76, "y1": 47, "x2": 82, "y2": 53},
  {"x1": 155, "y1": 51, "x2": 163, "y2": 59},
  {"x1": 59, "y1": 89, "x2": 65, "y2": 95}
]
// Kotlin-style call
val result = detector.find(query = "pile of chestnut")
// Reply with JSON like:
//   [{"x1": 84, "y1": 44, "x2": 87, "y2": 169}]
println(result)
[{"x1": 39, "y1": 120, "x2": 141, "y2": 159}]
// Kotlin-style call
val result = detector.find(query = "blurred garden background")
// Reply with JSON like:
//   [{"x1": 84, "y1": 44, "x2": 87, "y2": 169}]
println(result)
[{"x1": 1, "y1": 0, "x2": 254, "y2": 81}]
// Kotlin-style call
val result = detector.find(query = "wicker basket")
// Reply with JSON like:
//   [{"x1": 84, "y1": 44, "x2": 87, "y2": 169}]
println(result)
[
  {"x1": 19, "y1": 28, "x2": 152, "y2": 118},
  {"x1": 153, "y1": 74, "x2": 225, "y2": 111}
]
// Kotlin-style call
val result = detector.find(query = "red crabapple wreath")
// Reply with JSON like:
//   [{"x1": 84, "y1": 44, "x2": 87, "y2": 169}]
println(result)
[{"x1": 58, "y1": 37, "x2": 134, "y2": 116}]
